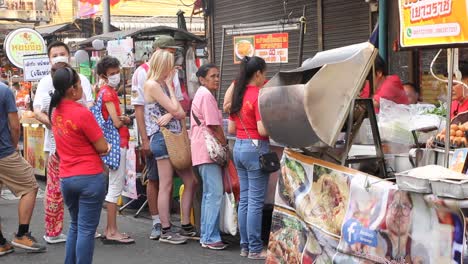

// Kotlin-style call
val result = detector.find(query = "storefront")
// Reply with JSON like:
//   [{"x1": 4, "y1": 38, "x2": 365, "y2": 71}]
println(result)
[{"x1": 208, "y1": 0, "x2": 373, "y2": 106}]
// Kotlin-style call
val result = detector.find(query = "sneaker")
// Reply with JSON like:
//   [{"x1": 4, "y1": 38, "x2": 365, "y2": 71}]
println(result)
[
  {"x1": 201, "y1": 241, "x2": 227, "y2": 250},
  {"x1": 248, "y1": 250, "x2": 267, "y2": 260},
  {"x1": 160, "y1": 227, "x2": 187, "y2": 245},
  {"x1": 149, "y1": 223, "x2": 162, "y2": 240},
  {"x1": 12, "y1": 233, "x2": 46, "y2": 252},
  {"x1": 240, "y1": 248, "x2": 249, "y2": 257},
  {"x1": 0, "y1": 242, "x2": 14, "y2": 256},
  {"x1": 43, "y1": 233, "x2": 67, "y2": 244},
  {"x1": 180, "y1": 224, "x2": 199, "y2": 240}
]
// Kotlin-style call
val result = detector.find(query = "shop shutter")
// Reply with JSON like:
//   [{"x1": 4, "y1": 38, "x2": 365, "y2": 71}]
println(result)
[
  {"x1": 322, "y1": 0, "x2": 370, "y2": 50},
  {"x1": 212, "y1": 0, "x2": 318, "y2": 108}
]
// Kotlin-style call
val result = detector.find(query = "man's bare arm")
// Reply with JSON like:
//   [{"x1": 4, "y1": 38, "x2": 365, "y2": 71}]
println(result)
[
  {"x1": 34, "y1": 106, "x2": 51, "y2": 129},
  {"x1": 134, "y1": 105, "x2": 150, "y2": 156},
  {"x1": 8, "y1": 112, "x2": 20, "y2": 149}
]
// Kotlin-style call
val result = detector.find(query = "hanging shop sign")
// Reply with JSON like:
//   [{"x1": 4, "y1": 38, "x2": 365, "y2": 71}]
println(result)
[
  {"x1": 23, "y1": 54, "x2": 50, "y2": 81},
  {"x1": 233, "y1": 33, "x2": 288, "y2": 64},
  {"x1": 266, "y1": 149, "x2": 464, "y2": 263},
  {"x1": 107, "y1": 38, "x2": 135, "y2": 68},
  {"x1": 399, "y1": 0, "x2": 468, "y2": 48},
  {"x1": 4, "y1": 28, "x2": 47, "y2": 69}
]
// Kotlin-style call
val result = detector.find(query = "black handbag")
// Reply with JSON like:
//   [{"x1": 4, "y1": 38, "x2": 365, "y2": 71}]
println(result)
[{"x1": 237, "y1": 114, "x2": 280, "y2": 173}]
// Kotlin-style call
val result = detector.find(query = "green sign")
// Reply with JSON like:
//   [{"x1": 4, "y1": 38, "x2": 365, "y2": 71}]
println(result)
[{"x1": 4, "y1": 28, "x2": 47, "y2": 69}]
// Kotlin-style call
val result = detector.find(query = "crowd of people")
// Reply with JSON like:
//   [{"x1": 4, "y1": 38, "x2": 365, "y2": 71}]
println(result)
[{"x1": 0, "y1": 36, "x2": 273, "y2": 262}]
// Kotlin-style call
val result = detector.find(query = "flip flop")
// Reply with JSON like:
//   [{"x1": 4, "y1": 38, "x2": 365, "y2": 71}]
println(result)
[{"x1": 101, "y1": 236, "x2": 135, "y2": 245}]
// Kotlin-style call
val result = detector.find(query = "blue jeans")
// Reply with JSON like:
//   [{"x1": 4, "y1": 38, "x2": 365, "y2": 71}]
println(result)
[
  {"x1": 198, "y1": 163, "x2": 224, "y2": 244},
  {"x1": 61, "y1": 173, "x2": 106, "y2": 264},
  {"x1": 233, "y1": 139, "x2": 270, "y2": 253}
]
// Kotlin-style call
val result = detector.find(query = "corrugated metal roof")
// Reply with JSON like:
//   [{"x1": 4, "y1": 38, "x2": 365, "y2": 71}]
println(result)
[
  {"x1": 35, "y1": 23, "x2": 69, "y2": 35},
  {"x1": 77, "y1": 26, "x2": 205, "y2": 46}
]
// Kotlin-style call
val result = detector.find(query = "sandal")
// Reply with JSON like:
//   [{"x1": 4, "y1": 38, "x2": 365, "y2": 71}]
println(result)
[
  {"x1": 248, "y1": 250, "x2": 267, "y2": 260},
  {"x1": 101, "y1": 236, "x2": 135, "y2": 245}
]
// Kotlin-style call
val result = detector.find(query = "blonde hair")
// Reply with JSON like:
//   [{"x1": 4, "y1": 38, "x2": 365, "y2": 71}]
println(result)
[{"x1": 146, "y1": 49, "x2": 174, "y2": 81}]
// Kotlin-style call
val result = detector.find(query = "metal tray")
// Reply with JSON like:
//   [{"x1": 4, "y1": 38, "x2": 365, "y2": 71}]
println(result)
[
  {"x1": 395, "y1": 173, "x2": 433, "y2": 194},
  {"x1": 431, "y1": 179, "x2": 468, "y2": 199}
]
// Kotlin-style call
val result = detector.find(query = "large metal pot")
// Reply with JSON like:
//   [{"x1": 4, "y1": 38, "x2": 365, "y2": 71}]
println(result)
[{"x1": 259, "y1": 42, "x2": 378, "y2": 148}]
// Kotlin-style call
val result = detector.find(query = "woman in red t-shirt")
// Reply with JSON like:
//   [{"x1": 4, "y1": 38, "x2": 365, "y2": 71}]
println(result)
[
  {"x1": 96, "y1": 56, "x2": 134, "y2": 245},
  {"x1": 228, "y1": 56, "x2": 269, "y2": 260},
  {"x1": 48, "y1": 63, "x2": 110, "y2": 264}
]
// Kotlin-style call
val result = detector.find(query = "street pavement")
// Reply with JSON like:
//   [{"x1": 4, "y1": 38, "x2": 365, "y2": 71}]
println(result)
[{"x1": 0, "y1": 180, "x2": 258, "y2": 264}]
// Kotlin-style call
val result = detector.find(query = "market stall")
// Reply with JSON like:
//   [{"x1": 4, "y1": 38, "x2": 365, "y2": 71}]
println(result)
[{"x1": 262, "y1": 1, "x2": 468, "y2": 262}]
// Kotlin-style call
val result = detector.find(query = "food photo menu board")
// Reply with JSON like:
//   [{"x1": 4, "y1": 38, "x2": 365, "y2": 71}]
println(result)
[{"x1": 267, "y1": 149, "x2": 465, "y2": 264}]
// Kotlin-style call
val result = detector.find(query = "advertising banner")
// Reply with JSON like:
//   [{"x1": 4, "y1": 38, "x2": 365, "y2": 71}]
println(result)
[
  {"x1": 23, "y1": 55, "x2": 50, "y2": 82},
  {"x1": 233, "y1": 33, "x2": 288, "y2": 64},
  {"x1": 24, "y1": 126, "x2": 46, "y2": 176},
  {"x1": 399, "y1": 0, "x2": 468, "y2": 48},
  {"x1": 267, "y1": 149, "x2": 465, "y2": 264},
  {"x1": 107, "y1": 38, "x2": 135, "y2": 68}
]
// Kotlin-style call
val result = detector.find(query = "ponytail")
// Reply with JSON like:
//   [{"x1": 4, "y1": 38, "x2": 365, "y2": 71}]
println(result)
[
  {"x1": 230, "y1": 56, "x2": 266, "y2": 114},
  {"x1": 48, "y1": 63, "x2": 79, "y2": 122}
]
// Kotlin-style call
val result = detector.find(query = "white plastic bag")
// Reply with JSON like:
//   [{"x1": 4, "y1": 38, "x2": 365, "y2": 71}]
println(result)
[
  {"x1": 185, "y1": 47, "x2": 199, "y2": 99},
  {"x1": 219, "y1": 191, "x2": 238, "y2": 236}
]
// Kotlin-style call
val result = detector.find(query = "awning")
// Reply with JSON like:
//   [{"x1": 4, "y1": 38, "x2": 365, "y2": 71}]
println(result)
[
  {"x1": 77, "y1": 25, "x2": 205, "y2": 47},
  {"x1": 110, "y1": 16, "x2": 204, "y2": 34},
  {"x1": 34, "y1": 18, "x2": 120, "y2": 38}
]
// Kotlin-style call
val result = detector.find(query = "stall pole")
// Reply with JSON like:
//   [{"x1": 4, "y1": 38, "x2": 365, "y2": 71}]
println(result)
[
  {"x1": 123, "y1": 70, "x2": 127, "y2": 113},
  {"x1": 102, "y1": 0, "x2": 111, "y2": 33},
  {"x1": 217, "y1": 27, "x2": 226, "y2": 103},
  {"x1": 444, "y1": 48, "x2": 455, "y2": 167},
  {"x1": 297, "y1": 5, "x2": 306, "y2": 67}
]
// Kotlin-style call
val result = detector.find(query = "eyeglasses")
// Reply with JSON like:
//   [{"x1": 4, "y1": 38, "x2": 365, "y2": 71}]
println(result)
[{"x1": 389, "y1": 202, "x2": 412, "y2": 217}]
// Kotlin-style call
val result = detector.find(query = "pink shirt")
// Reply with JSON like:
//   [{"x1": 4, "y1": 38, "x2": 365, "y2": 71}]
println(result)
[{"x1": 190, "y1": 86, "x2": 223, "y2": 166}]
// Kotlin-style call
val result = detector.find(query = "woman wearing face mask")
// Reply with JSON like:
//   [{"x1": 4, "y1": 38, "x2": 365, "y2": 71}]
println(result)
[
  {"x1": 228, "y1": 56, "x2": 269, "y2": 260},
  {"x1": 49, "y1": 63, "x2": 110, "y2": 264},
  {"x1": 96, "y1": 56, "x2": 134, "y2": 244}
]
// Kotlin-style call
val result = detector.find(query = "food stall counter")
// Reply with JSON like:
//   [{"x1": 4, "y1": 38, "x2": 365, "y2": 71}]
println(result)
[{"x1": 20, "y1": 117, "x2": 47, "y2": 177}]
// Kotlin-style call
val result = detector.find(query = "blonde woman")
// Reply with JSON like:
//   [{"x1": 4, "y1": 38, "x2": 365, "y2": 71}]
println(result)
[{"x1": 143, "y1": 49, "x2": 196, "y2": 245}]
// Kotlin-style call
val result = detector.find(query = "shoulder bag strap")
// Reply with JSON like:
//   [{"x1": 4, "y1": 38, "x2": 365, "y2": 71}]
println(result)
[
  {"x1": 191, "y1": 109, "x2": 202, "y2": 126},
  {"x1": 236, "y1": 113, "x2": 260, "y2": 154}
]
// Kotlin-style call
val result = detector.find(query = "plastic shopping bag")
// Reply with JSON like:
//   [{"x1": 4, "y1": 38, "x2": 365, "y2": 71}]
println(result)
[{"x1": 219, "y1": 191, "x2": 238, "y2": 236}]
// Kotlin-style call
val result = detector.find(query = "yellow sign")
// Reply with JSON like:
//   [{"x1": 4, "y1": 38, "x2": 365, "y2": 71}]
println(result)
[{"x1": 399, "y1": 0, "x2": 468, "y2": 48}]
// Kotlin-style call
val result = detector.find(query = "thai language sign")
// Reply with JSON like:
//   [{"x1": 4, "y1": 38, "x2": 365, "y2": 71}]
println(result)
[
  {"x1": 4, "y1": 28, "x2": 47, "y2": 68},
  {"x1": 233, "y1": 33, "x2": 288, "y2": 64},
  {"x1": 266, "y1": 149, "x2": 464, "y2": 263},
  {"x1": 23, "y1": 55, "x2": 50, "y2": 81},
  {"x1": 399, "y1": 0, "x2": 468, "y2": 48}
]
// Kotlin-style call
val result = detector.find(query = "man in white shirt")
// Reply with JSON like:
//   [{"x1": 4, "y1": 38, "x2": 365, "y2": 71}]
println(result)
[
  {"x1": 33, "y1": 41, "x2": 94, "y2": 244},
  {"x1": 131, "y1": 35, "x2": 183, "y2": 240}
]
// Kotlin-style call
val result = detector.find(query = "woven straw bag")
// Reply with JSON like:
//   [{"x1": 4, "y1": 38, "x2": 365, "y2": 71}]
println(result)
[{"x1": 160, "y1": 121, "x2": 192, "y2": 170}]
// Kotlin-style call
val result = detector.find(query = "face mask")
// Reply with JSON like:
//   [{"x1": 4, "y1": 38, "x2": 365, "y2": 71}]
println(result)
[
  {"x1": 107, "y1": 73, "x2": 120, "y2": 88},
  {"x1": 51, "y1": 56, "x2": 69, "y2": 65}
]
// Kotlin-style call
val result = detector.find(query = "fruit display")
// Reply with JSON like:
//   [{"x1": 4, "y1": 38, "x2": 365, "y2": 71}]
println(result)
[{"x1": 435, "y1": 123, "x2": 468, "y2": 147}]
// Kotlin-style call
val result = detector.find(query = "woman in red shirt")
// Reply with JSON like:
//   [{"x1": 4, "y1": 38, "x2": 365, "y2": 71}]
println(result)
[
  {"x1": 228, "y1": 56, "x2": 269, "y2": 260},
  {"x1": 96, "y1": 56, "x2": 134, "y2": 244},
  {"x1": 48, "y1": 63, "x2": 110, "y2": 264}
]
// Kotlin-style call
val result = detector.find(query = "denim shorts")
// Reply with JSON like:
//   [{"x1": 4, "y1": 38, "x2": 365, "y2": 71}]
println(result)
[{"x1": 149, "y1": 132, "x2": 169, "y2": 160}]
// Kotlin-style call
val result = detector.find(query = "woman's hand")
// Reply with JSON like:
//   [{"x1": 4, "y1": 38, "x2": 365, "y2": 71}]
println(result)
[
  {"x1": 119, "y1": 115, "x2": 131, "y2": 125},
  {"x1": 157, "y1": 113, "x2": 173, "y2": 127},
  {"x1": 165, "y1": 69, "x2": 177, "y2": 90},
  {"x1": 100, "y1": 143, "x2": 112, "y2": 156}
]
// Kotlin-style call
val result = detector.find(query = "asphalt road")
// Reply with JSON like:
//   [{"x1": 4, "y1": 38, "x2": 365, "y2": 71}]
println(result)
[{"x1": 0, "y1": 180, "x2": 258, "y2": 264}]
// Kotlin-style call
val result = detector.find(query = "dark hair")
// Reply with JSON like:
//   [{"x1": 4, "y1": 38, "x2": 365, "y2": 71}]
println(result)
[
  {"x1": 47, "y1": 41, "x2": 70, "y2": 58},
  {"x1": 460, "y1": 61, "x2": 468, "y2": 79},
  {"x1": 48, "y1": 62, "x2": 80, "y2": 122},
  {"x1": 230, "y1": 56, "x2": 266, "y2": 114},
  {"x1": 96, "y1": 56, "x2": 121, "y2": 76},
  {"x1": 403, "y1": 82, "x2": 419, "y2": 93},
  {"x1": 374, "y1": 55, "x2": 388, "y2": 76},
  {"x1": 195, "y1": 63, "x2": 217, "y2": 84}
]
